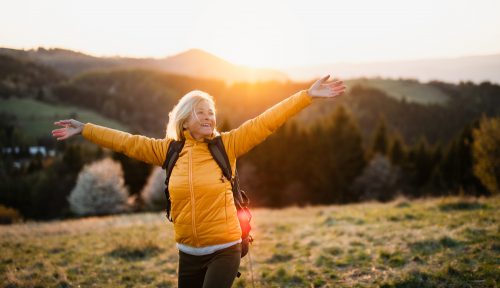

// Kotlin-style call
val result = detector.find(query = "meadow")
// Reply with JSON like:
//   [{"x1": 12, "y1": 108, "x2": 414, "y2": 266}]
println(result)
[
  {"x1": 0, "y1": 98, "x2": 127, "y2": 143},
  {"x1": 1, "y1": 196, "x2": 498, "y2": 287}
]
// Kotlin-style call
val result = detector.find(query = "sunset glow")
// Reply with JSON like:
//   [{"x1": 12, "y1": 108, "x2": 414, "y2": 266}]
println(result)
[{"x1": 1, "y1": 0, "x2": 500, "y2": 68}]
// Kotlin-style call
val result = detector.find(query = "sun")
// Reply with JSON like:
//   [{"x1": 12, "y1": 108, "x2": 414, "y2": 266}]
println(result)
[{"x1": 185, "y1": 1, "x2": 310, "y2": 69}]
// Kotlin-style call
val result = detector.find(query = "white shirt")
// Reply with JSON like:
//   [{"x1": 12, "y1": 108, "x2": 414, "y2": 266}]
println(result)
[{"x1": 177, "y1": 239, "x2": 242, "y2": 256}]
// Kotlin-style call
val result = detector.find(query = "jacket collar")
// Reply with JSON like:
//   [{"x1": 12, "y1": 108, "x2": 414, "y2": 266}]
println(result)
[{"x1": 183, "y1": 130, "x2": 217, "y2": 143}]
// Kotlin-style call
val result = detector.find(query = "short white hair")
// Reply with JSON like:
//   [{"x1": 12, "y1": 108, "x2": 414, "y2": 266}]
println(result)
[{"x1": 166, "y1": 90, "x2": 217, "y2": 140}]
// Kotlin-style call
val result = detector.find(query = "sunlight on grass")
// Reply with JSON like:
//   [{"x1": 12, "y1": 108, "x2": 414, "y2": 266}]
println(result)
[{"x1": 0, "y1": 197, "x2": 498, "y2": 287}]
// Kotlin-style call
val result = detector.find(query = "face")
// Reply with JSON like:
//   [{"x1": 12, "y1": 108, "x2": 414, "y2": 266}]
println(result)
[{"x1": 183, "y1": 100, "x2": 216, "y2": 140}]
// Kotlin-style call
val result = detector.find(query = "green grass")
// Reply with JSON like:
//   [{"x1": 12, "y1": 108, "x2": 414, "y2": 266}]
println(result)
[
  {"x1": 0, "y1": 98, "x2": 128, "y2": 143},
  {"x1": 1, "y1": 196, "x2": 498, "y2": 287},
  {"x1": 346, "y1": 78, "x2": 449, "y2": 105}
]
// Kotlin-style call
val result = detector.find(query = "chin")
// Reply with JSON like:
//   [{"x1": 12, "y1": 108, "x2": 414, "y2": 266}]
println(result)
[{"x1": 201, "y1": 130, "x2": 213, "y2": 137}]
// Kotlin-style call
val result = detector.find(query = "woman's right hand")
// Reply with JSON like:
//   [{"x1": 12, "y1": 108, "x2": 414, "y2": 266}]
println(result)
[{"x1": 52, "y1": 119, "x2": 84, "y2": 141}]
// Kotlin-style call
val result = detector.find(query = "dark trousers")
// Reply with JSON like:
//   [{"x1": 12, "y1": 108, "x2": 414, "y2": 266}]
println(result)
[{"x1": 178, "y1": 243, "x2": 241, "y2": 288}]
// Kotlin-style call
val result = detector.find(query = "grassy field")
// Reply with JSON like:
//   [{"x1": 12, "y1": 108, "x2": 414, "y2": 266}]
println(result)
[
  {"x1": 345, "y1": 78, "x2": 450, "y2": 105},
  {"x1": 0, "y1": 98, "x2": 128, "y2": 143},
  {"x1": 1, "y1": 196, "x2": 498, "y2": 287}
]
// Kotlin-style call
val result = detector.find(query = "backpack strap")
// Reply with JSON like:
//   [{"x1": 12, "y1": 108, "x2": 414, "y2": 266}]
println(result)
[
  {"x1": 206, "y1": 136, "x2": 249, "y2": 208},
  {"x1": 206, "y1": 136, "x2": 232, "y2": 181},
  {"x1": 163, "y1": 140, "x2": 185, "y2": 222}
]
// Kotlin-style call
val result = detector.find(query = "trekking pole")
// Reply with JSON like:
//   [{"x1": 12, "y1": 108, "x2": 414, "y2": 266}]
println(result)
[{"x1": 248, "y1": 246, "x2": 256, "y2": 288}]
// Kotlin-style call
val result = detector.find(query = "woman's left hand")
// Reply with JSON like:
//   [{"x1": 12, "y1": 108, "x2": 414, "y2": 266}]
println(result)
[{"x1": 308, "y1": 75, "x2": 346, "y2": 98}]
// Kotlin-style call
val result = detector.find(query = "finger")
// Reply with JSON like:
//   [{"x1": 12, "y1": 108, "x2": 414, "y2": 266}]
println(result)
[
  {"x1": 327, "y1": 79, "x2": 343, "y2": 85},
  {"x1": 325, "y1": 81, "x2": 343, "y2": 88},
  {"x1": 323, "y1": 82, "x2": 345, "y2": 88},
  {"x1": 324, "y1": 78, "x2": 340, "y2": 84},
  {"x1": 330, "y1": 88, "x2": 346, "y2": 95},
  {"x1": 53, "y1": 132, "x2": 66, "y2": 138},
  {"x1": 331, "y1": 85, "x2": 346, "y2": 91},
  {"x1": 54, "y1": 119, "x2": 70, "y2": 124},
  {"x1": 54, "y1": 120, "x2": 71, "y2": 127},
  {"x1": 52, "y1": 130, "x2": 67, "y2": 136},
  {"x1": 51, "y1": 128, "x2": 66, "y2": 133},
  {"x1": 324, "y1": 77, "x2": 341, "y2": 84},
  {"x1": 330, "y1": 88, "x2": 345, "y2": 94}
]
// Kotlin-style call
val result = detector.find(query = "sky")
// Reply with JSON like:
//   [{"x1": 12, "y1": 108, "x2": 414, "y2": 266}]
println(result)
[{"x1": 1, "y1": 0, "x2": 500, "y2": 69}]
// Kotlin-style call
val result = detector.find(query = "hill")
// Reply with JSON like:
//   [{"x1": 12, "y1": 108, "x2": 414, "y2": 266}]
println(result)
[
  {"x1": 1, "y1": 52, "x2": 499, "y2": 146},
  {"x1": 0, "y1": 46, "x2": 475, "y2": 109},
  {"x1": 286, "y1": 54, "x2": 500, "y2": 84},
  {"x1": 1, "y1": 196, "x2": 498, "y2": 287},
  {"x1": 346, "y1": 78, "x2": 449, "y2": 105},
  {"x1": 3, "y1": 46, "x2": 499, "y2": 85},
  {"x1": 0, "y1": 98, "x2": 128, "y2": 144},
  {"x1": 0, "y1": 47, "x2": 288, "y2": 83}
]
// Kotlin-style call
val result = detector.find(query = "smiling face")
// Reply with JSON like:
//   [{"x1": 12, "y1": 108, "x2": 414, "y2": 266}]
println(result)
[{"x1": 183, "y1": 100, "x2": 216, "y2": 140}]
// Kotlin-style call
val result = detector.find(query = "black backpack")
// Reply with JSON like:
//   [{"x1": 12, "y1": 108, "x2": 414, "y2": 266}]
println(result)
[{"x1": 162, "y1": 136, "x2": 253, "y2": 258}]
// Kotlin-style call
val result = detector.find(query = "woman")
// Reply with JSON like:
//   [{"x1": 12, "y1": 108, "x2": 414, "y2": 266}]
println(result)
[{"x1": 52, "y1": 75, "x2": 345, "y2": 288}]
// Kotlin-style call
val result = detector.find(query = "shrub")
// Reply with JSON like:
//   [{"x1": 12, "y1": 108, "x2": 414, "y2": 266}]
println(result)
[
  {"x1": 68, "y1": 158, "x2": 129, "y2": 216},
  {"x1": 0, "y1": 204, "x2": 23, "y2": 224},
  {"x1": 352, "y1": 154, "x2": 400, "y2": 202},
  {"x1": 140, "y1": 166, "x2": 166, "y2": 210}
]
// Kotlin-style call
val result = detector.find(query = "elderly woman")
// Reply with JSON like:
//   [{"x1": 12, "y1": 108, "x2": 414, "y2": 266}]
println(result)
[{"x1": 52, "y1": 75, "x2": 345, "y2": 288}]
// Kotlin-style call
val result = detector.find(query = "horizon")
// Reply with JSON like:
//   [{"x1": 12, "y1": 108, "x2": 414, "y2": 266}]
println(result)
[
  {"x1": 2, "y1": 45, "x2": 500, "y2": 68},
  {"x1": 1, "y1": 0, "x2": 500, "y2": 69}
]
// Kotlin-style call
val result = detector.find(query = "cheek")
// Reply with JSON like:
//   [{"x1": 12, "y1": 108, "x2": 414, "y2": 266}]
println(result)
[{"x1": 184, "y1": 117, "x2": 195, "y2": 129}]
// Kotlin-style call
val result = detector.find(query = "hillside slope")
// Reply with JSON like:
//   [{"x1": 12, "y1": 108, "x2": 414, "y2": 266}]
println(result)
[
  {"x1": 0, "y1": 98, "x2": 128, "y2": 143},
  {"x1": 0, "y1": 47, "x2": 288, "y2": 83},
  {"x1": 0, "y1": 197, "x2": 498, "y2": 287}
]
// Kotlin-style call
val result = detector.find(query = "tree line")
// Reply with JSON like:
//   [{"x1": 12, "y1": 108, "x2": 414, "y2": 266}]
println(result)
[
  {"x1": 239, "y1": 107, "x2": 496, "y2": 207},
  {"x1": 0, "y1": 53, "x2": 499, "y2": 220}
]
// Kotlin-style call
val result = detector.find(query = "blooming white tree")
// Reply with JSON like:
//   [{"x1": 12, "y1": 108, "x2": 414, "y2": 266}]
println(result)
[
  {"x1": 68, "y1": 158, "x2": 129, "y2": 216},
  {"x1": 141, "y1": 166, "x2": 166, "y2": 210}
]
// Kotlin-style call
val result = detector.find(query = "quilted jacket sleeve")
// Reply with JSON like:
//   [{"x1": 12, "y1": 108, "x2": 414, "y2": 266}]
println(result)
[
  {"x1": 222, "y1": 90, "x2": 312, "y2": 159},
  {"x1": 82, "y1": 123, "x2": 171, "y2": 167}
]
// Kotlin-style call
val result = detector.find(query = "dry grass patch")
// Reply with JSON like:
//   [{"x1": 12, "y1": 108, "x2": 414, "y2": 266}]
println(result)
[{"x1": 1, "y1": 197, "x2": 498, "y2": 287}]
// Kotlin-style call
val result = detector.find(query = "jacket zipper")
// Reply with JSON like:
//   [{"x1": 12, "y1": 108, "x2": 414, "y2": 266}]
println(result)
[{"x1": 188, "y1": 148, "x2": 199, "y2": 246}]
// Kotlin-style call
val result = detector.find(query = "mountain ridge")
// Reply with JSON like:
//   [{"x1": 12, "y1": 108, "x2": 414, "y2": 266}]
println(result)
[
  {"x1": 0, "y1": 47, "x2": 289, "y2": 83},
  {"x1": 2, "y1": 46, "x2": 498, "y2": 84}
]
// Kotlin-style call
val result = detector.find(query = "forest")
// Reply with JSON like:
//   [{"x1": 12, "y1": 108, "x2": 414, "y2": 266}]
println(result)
[{"x1": 0, "y1": 53, "x2": 499, "y2": 221}]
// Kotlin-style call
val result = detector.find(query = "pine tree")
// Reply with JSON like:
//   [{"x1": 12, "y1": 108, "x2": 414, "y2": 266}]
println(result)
[
  {"x1": 439, "y1": 123, "x2": 486, "y2": 195},
  {"x1": 320, "y1": 105, "x2": 366, "y2": 203},
  {"x1": 371, "y1": 116, "x2": 389, "y2": 156},
  {"x1": 414, "y1": 137, "x2": 433, "y2": 191},
  {"x1": 389, "y1": 134, "x2": 406, "y2": 166}
]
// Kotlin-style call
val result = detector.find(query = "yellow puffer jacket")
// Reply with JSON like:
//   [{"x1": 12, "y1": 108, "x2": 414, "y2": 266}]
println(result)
[{"x1": 82, "y1": 90, "x2": 312, "y2": 247}]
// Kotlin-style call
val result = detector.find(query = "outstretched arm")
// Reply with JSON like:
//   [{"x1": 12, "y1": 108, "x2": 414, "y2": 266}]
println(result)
[
  {"x1": 222, "y1": 75, "x2": 345, "y2": 158},
  {"x1": 52, "y1": 119, "x2": 170, "y2": 167}
]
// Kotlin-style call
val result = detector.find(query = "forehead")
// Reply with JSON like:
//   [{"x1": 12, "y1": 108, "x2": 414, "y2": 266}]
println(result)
[{"x1": 194, "y1": 99, "x2": 215, "y2": 110}]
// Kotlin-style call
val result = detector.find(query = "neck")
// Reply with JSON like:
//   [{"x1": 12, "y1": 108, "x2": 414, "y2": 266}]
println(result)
[{"x1": 189, "y1": 131, "x2": 204, "y2": 141}]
